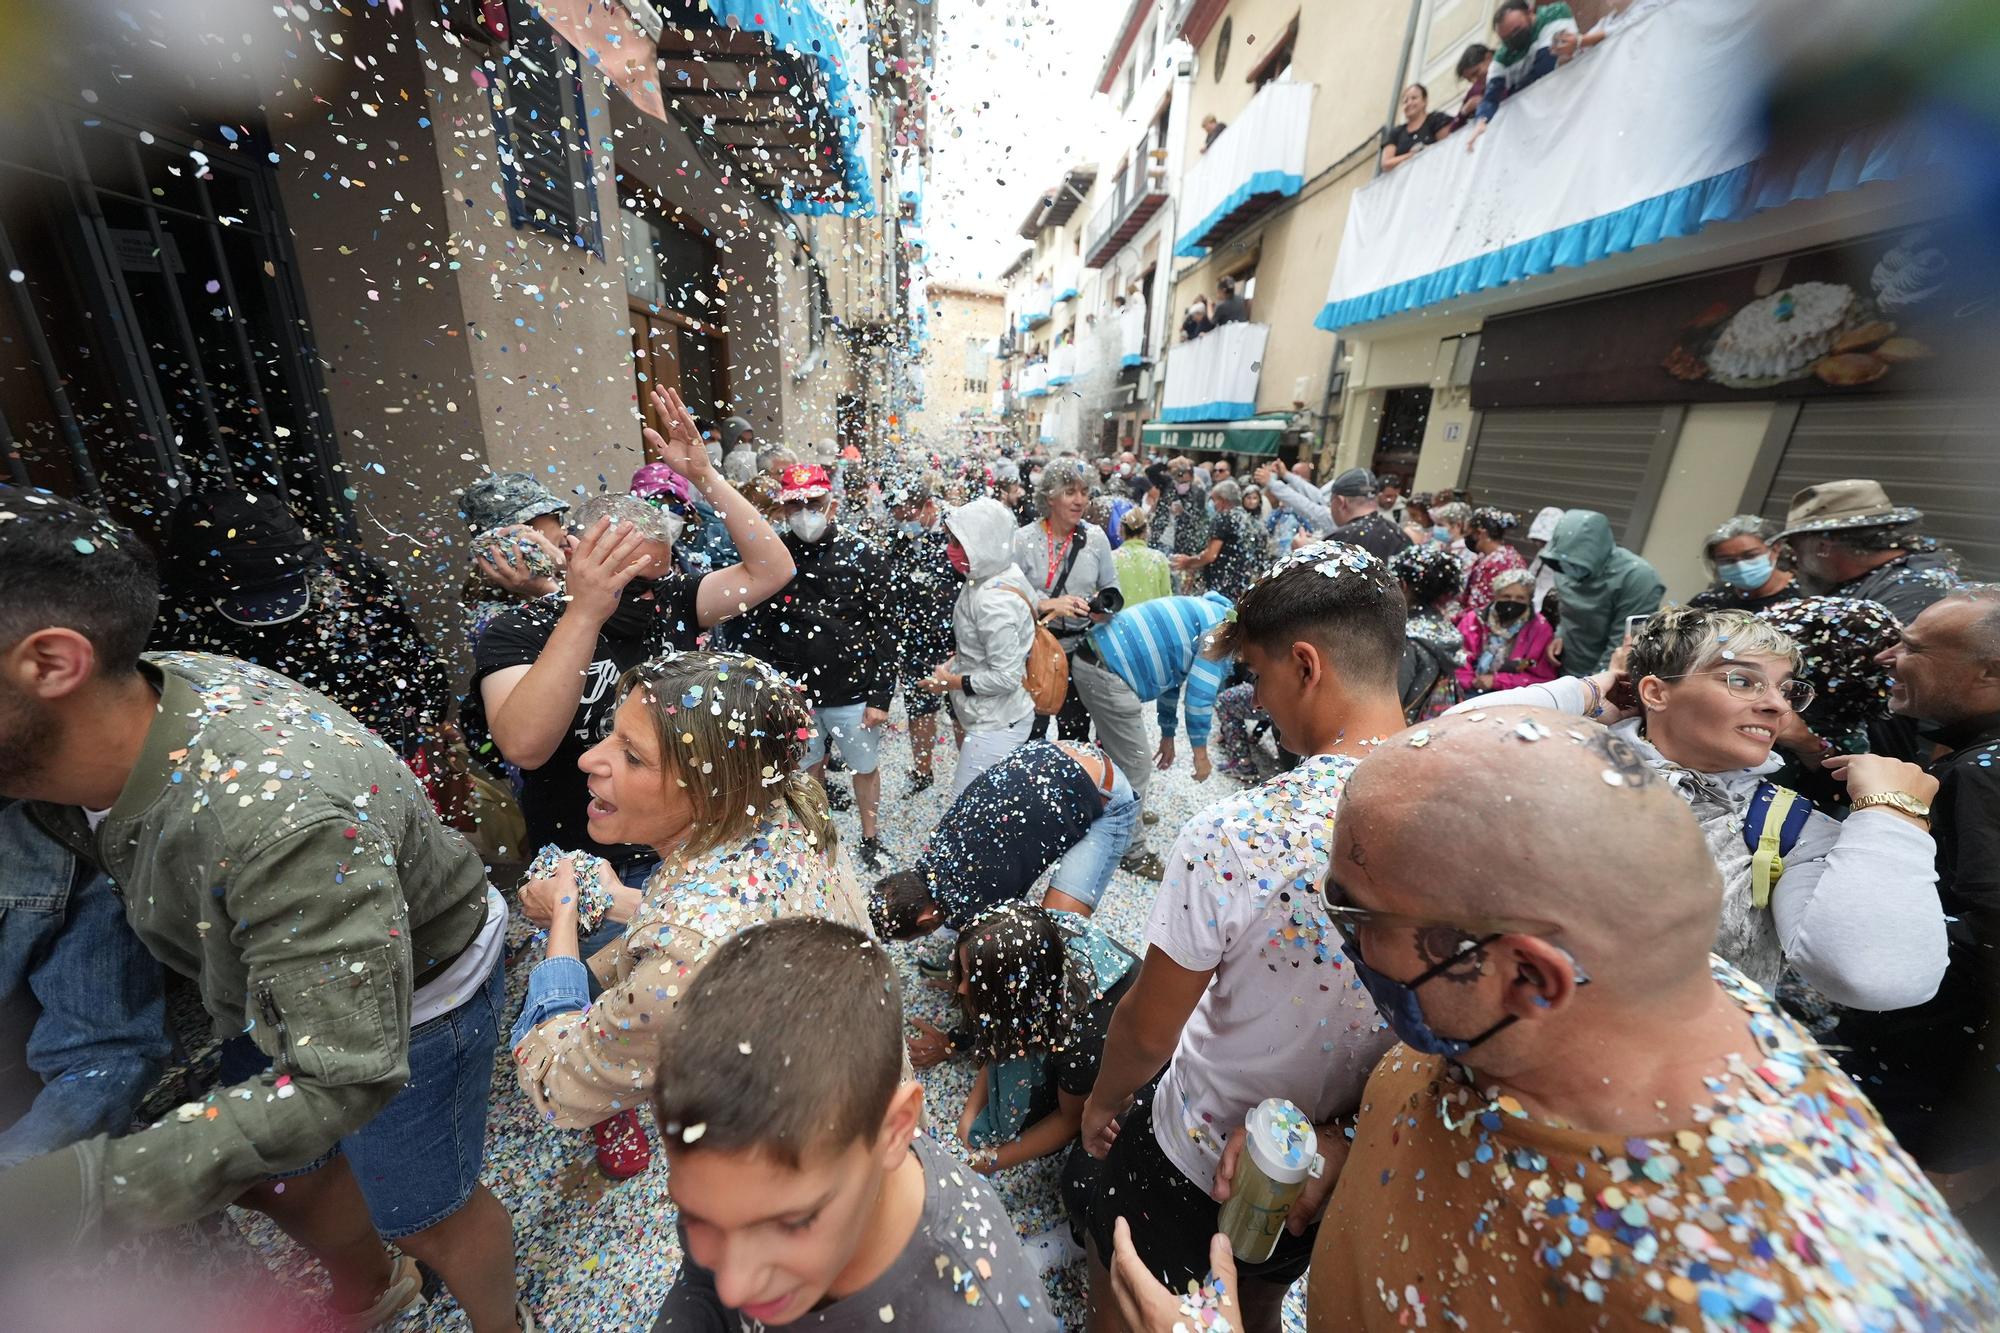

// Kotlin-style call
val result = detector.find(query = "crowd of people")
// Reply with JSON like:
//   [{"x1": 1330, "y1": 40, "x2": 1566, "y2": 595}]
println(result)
[{"x1": 0, "y1": 391, "x2": 1996, "y2": 1330}]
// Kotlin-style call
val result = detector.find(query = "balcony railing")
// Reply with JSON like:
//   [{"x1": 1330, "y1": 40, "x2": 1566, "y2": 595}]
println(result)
[
  {"x1": 1084, "y1": 138, "x2": 1170, "y2": 268},
  {"x1": 1046, "y1": 342, "x2": 1076, "y2": 387},
  {"x1": 1016, "y1": 360, "x2": 1052, "y2": 399},
  {"x1": 1313, "y1": 0, "x2": 1929, "y2": 332},
  {"x1": 1159, "y1": 322, "x2": 1268, "y2": 422},
  {"x1": 1174, "y1": 81, "x2": 1313, "y2": 259},
  {"x1": 1014, "y1": 280, "x2": 1055, "y2": 331}
]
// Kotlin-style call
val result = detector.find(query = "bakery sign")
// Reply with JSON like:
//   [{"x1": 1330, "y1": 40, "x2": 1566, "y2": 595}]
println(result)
[{"x1": 1468, "y1": 228, "x2": 1988, "y2": 410}]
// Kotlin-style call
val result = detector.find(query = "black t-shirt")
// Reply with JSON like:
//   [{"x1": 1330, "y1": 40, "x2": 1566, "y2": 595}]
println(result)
[
  {"x1": 470, "y1": 574, "x2": 703, "y2": 865},
  {"x1": 1385, "y1": 110, "x2": 1453, "y2": 156},
  {"x1": 1211, "y1": 295, "x2": 1248, "y2": 326},
  {"x1": 922, "y1": 742, "x2": 1106, "y2": 930}
]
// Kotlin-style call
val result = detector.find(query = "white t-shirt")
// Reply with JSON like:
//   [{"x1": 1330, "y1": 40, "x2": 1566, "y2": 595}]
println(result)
[{"x1": 1146, "y1": 753, "x2": 1394, "y2": 1191}]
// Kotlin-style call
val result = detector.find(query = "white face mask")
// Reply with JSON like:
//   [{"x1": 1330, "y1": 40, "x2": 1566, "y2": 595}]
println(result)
[{"x1": 789, "y1": 509, "x2": 831, "y2": 542}]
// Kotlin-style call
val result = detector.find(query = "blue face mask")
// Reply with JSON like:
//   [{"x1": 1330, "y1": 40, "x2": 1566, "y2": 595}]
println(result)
[
  {"x1": 1433, "y1": 525, "x2": 1452, "y2": 542},
  {"x1": 1716, "y1": 555, "x2": 1774, "y2": 591},
  {"x1": 1340, "y1": 937, "x2": 1516, "y2": 1058}
]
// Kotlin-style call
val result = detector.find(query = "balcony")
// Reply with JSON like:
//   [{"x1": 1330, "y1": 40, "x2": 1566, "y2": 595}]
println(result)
[
  {"x1": 1046, "y1": 342, "x2": 1076, "y2": 388},
  {"x1": 1159, "y1": 322, "x2": 1268, "y2": 422},
  {"x1": 1314, "y1": 0, "x2": 1932, "y2": 332},
  {"x1": 1116, "y1": 301, "x2": 1148, "y2": 368},
  {"x1": 1015, "y1": 280, "x2": 1055, "y2": 332},
  {"x1": 1016, "y1": 360, "x2": 1052, "y2": 399},
  {"x1": 1085, "y1": 138, "x2": 1170, "y2": 268},
  {"x1": 1174, "y1": 81, "x2": 1313, "y2": 259}
]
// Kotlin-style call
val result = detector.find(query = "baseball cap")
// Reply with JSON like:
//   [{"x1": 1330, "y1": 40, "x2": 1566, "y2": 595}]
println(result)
[
  {"x1": 778, "y1": 463, "x2": 834, "y2": 503},
  {"x1": 459, "y1": 472, "x2": 569, "y2": 532},
  {"x1": 166, "y1": 490, "x2": 323, "y2": 626},
  {"x1": 1329, "y1": 468, "x2": 1378, "y2": 498}
]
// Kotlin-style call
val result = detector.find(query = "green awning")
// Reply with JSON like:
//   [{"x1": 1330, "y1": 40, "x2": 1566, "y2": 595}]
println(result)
[{"x1": 1140, "y1": 414, "x2": 1291, "y2": 457}]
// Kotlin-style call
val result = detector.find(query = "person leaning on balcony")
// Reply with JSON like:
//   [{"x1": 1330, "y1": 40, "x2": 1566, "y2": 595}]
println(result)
[
  {"x1": 1450, "y1": 42, "x2": 1493, "y2": 128},
  {"x1": 1180, "y1": 297, "x2": 1213, "y2": 342},
  {"x1": 1200, "y1": 113, "x2": 1226, "y2": 151},
  {"x1": 1380, "y1": 83, "x2": 1456, "y2": 171},
  {"x1": 1465, "y1": 1, "x2": 1599, "y2": 150},
  {"x1": 1211, "y1": 276, "x2": 1249, "y2": 326}
]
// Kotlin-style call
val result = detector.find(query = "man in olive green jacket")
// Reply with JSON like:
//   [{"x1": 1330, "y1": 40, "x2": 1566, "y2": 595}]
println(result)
[{"x1": 0, "y1": 489, "x2": 526, "y2": 1332}]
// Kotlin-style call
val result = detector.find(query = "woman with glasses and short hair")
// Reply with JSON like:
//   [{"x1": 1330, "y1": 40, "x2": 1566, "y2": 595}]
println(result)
[{"x1": 1452, "y1": 606, "x2": 1947, "y2": 1016}]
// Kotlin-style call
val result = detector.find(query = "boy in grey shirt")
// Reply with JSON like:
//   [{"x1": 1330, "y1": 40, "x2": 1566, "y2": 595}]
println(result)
[{"x1": 650, "y1": 918, "x2": 1054, "y2": 1331}]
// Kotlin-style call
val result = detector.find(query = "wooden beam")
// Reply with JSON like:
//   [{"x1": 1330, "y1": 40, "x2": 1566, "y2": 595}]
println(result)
[
  {"x1": 654, "y1": 26, "x2": 771, "y2": 59},
  {"x1": 673, "y1": 93, "x2": 802, "y2": 125},
  {"x1": 711, "y1": 123, "x2": 821, "y2": 150}
]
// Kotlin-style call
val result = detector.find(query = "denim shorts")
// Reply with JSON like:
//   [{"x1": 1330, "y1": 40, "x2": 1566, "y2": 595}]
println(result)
[
  {"x1": 802, "y1": 701, "x2": 883, "y2": 774},
  {"x1": 1047, "y1": 763, "x2": 1139, "y2": 909},
  {"x1": 216, "y1": 956, "x2": 504, "y2": 1239}
]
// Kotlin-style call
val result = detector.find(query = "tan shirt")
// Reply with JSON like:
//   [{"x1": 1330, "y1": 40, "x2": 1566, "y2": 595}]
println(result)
[
  {"x1": 513, "y1": 817, "x2": 868, "y2": 1129},
  {"x1": 1308, "y1": 961, "x2": 1999, "y2": 1330}
]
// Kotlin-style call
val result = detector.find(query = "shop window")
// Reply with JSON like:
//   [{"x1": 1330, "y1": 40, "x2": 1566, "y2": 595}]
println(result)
[{"x1": 492, "y1": 0, "x2": 601, "y2": 253}]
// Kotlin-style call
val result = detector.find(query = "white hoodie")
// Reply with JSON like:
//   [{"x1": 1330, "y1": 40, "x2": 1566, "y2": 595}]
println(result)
[{"x1": 942, "y1": 498, "x2": 1037, "y2": 733}]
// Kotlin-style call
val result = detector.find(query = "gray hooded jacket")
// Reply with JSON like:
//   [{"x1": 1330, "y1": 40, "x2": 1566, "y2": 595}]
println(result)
[{"x1": 945, "y1": 498, "x2": 1037, "y2": 732}]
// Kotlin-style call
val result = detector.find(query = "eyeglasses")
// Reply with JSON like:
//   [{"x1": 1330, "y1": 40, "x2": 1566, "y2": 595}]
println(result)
[
  {"x1": 1657, "y1": 667, "x2": 1815, "y2": 712},
  {"x1": 1317, "y1": 876, "x2": 1568, "y2": 952}
]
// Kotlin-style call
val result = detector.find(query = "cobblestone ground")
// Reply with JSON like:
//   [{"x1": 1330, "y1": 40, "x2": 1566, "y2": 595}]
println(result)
[{"x1": 212, "y1": 704, "x2": 1312, "y2": 1331}]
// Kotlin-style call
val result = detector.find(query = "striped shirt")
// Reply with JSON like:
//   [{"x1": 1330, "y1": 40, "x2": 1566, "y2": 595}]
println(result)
[{"x1": 1086, "y1": 592, "x2": 1234, "y2": 746}]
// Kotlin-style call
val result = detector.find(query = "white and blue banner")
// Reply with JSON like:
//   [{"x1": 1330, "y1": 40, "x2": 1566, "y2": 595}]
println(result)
[
  {"x1": 1315, "y1": 0, "x2": 1929, "y2": 332},
  {"x1": 1175, "y1": 81, "x2": 1313, "y2": 259},
  {"x1": 1159, "y1": 321, "x2": 1268, "y2": 423}
]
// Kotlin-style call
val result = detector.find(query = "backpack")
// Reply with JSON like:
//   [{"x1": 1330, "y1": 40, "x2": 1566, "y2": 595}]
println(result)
[
  {"x1": 1742, "y1": 780, "x2": 1812, "y2": 910},
  {"x1": 1004, "y1": 585, "x2": 1072, "y2": 715}
]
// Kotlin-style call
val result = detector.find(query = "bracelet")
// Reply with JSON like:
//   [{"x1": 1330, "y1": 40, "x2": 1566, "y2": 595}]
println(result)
[{"x1": 1580, "y1": 676, "x2": 1604, "y2": 719}]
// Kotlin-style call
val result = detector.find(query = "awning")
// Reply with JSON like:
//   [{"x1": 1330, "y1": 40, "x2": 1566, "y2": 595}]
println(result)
[{"x1": 1141, "y1": 414, "x2": 1291, "y2": 457}]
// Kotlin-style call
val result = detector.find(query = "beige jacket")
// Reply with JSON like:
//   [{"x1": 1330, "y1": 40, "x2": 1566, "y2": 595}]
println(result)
[{"x1": 513, "y1": 816, "x2": 868, "y2": 1129}]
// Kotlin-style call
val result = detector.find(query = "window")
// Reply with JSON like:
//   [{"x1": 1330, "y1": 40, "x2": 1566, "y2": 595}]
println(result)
[
  {"x1": 1122, "y1": 61, "x2": 1136, "y2": 111},
  {"x1": 1248, "y1": 16, "x2": 1299, "y2": 90},
  {"x1": 491, "y1": 0, "x2": 601, "y2": 252},
  {"x1": 964, "y1": 377, "x2": 990, "y2": 395},
  {"x1": 1213, "y1": 17, "x2": 1232, "y2": 82},
  {"x1": 1141, "y1": 16, "x2": 1158, "y2": 74}
]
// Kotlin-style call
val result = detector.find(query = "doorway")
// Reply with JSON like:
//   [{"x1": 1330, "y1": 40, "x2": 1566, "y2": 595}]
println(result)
[{"x1": 1371, "y1": 386, "x2": 1433, "y2": 491}]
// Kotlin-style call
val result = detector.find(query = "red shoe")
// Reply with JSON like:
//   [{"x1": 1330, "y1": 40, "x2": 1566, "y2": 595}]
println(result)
[{"x1": 592, "y1": 1108, "x2": 652, "y2": 1179}]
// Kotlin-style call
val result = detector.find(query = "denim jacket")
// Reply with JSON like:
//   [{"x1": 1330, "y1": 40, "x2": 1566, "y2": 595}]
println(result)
[{"x1": 0, "y1": 801, "x2": 167, "y2": 1170}]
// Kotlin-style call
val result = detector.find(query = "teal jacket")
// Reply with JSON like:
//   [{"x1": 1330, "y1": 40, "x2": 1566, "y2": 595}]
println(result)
[
  {"x1": 16, "y1": 654, "x2": 488, "y2": 1244},
  {"x1": 1538, "y1": 510, "x2": 1666, "y2": 672}
]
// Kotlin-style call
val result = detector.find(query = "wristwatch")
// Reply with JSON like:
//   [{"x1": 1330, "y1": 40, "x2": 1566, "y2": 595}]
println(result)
[{"x1": 1851, "y1": 791, "x2": 1932, "y2": 828}]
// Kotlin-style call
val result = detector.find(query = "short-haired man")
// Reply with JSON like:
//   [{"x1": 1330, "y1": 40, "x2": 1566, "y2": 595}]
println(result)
[
  {"x1": 884, "y1": 478, "x2": 960, "y2": 795},
  {"x1": 1211, "y1": 278, "x2": 1248, "y2": 328},
  {"x1": 0, "y1": 488, "x2": 526, "y2": 1330},
  {"x1": 1464, "y1": 1, "x2": 1594, "y2": 147},
  {"x1": 1163, "y1": 458, "x2": 1212, "y2": 592},
  {"x1": 732, "y1": 463, "x2": 902, "y2": 870},
  {"x1": 1080, "y1": 544, "x2": 1409, "y2": 1333},
  {"x1": 476, "y1": 388, "x2": 794, "y2": 895},
  {"x1": 1109, "y1": 706, "x2": 2000, "y2": 1330},
  {"x1": 1775, "y1": 479, "x2": 1965, "y2": 624},
  {"x1": 1450, "y1": 40, "x2": 1493, "y2": 127},
  {"x1": 1840, "y1": 589, "x2": 2000, "y2": 1211},
  {"x1": 651, "y1": 917, "x2": 1056, "y2": 1330}
]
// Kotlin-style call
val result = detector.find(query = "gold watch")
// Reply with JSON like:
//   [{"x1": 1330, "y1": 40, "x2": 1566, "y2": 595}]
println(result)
[{"x1": 1851, "y1": 791, "x2": 1932, "y2": 828}]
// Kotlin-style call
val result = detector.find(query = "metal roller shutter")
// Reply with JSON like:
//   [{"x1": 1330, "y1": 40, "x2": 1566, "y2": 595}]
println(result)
[
  {"x1": 1758, "y1": 399, "x2": 2000, "y2": 582},
  {"x1": 1462, "y1": 406, "x2": 1673, "y2": 545}
]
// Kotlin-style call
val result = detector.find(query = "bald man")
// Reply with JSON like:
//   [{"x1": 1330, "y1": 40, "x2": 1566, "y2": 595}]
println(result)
[{"x1": 1110, "y1": 707, "x2": 2000, "y2": 1331}]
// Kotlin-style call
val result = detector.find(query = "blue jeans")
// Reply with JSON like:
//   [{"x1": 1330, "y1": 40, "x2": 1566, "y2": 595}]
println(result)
[
  {"x1": 1047, "y1": 765, "x2": 1139, "y2": 910},
  {"x1": 0, "y1": 802, "x2": 168, "y2": 1169},
  {"x1": 217, "y1": 957, "x2": 505, "y2": 1239}
]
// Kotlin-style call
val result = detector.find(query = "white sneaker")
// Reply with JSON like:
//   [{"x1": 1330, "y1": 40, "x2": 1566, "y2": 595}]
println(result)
[{"x1": 1021, "y1": 1224, "x2": 1084, "y2": 1277}]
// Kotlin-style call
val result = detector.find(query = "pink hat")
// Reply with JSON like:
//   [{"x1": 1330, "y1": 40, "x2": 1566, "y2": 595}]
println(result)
[
  {"x1": 631, "y1": 463, "x2": 695, "y2": 506},
  {"x1": 778, "y1": 463, "x2": 833, "y2": 503}
]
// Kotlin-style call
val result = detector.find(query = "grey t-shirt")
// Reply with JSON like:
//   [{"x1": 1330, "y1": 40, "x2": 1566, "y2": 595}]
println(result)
[{"x1": 652, "y1": 1134, "x2": 1056, "y2": 1332}]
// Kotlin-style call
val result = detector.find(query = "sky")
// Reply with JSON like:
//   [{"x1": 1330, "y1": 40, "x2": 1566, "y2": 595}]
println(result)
[{"x1": 922, "y1": 0, "x2": 1126, "y2": 284}]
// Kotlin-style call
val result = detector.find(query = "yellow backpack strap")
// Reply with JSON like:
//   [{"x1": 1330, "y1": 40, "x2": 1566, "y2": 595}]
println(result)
[{"x1": 1747, "y1": 783, "x2": 1800, "y2": 911}]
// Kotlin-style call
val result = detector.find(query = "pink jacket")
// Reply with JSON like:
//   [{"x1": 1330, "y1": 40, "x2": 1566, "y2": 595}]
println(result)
[{"x1": 1455, "y1": 610, "x2": 1559, "y2": 693}]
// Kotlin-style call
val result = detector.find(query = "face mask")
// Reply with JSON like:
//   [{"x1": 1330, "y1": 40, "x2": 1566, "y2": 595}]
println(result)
[
  {"x1": 946, "y1": 544, "x2": 971, "y2": 576},
  {"x1": 1433, "y1": 525, "x2": 1451, "y2": 541},
  {"x1": 603, "y1": 577, "x2": 660, "y2": 638},
  {"x1": 790, "y1": 509, "x2": 831, "y2": 543},
  {"x1": 1489, "y1": 600, "x2": 1529, "y2": 624},
  {"x1": 899, "y1": 520, "x2": 924, "y2": 538},
  {"x1": 1717, "y1": 555, "x2": 1774, "y2": 591},
  {"x1": 1175, "y1": 481, "x2": 1191, "y2": 495},
  {"x1": 1342, "y1": 938, "x2": 1516, "y2": 1058},
  {"x1": 1502, "y1": 24, "x2": 1533, "y2": 53}
]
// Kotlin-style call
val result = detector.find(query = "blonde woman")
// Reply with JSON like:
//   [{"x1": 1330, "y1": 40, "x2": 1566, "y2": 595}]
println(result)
[{"x1": 511, "y1": 651, "x2": 868, "y2": 1144}]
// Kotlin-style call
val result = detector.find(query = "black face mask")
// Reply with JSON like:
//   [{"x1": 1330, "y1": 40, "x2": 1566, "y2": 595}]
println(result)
[
  {"x1": 603, "y1": 577, "x2": 660, "y2": 638},
  {"x1": 1490, "y1": 600, "x2": 1529, "y2": 624},
  {"x1": 1502, "y1": 24, "x2": 1533, "y2": 53}
]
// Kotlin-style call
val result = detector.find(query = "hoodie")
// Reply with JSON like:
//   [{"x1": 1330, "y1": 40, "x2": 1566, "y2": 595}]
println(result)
[
  {"x1": 1536, "y1": 509, "x2": 1666, "y2": 672},
  {"x1": 1453, "y1": 677, "x2": 1947, "y2": 1011},
  {"x1": 945, "y1": 498, "x2": 1036, "y2": 733}
]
